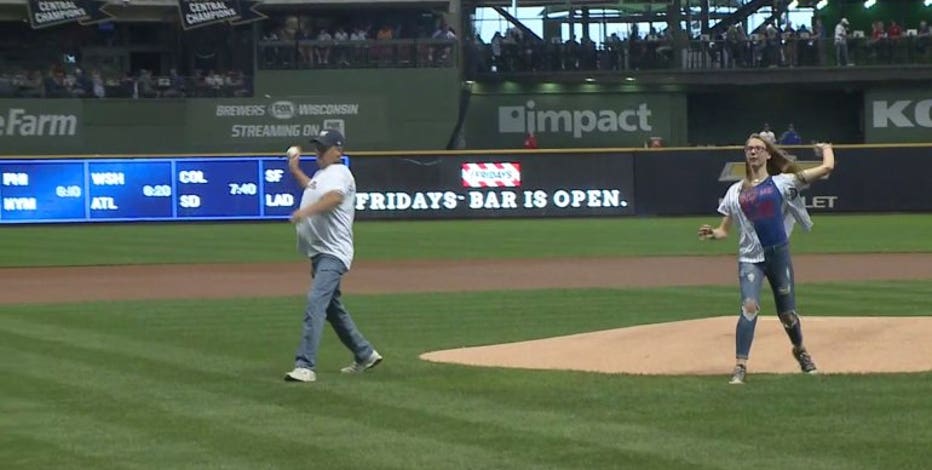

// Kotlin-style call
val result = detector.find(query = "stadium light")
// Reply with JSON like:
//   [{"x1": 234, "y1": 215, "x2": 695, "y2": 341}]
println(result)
[
  {"x1": 925, "y1": 0, "x2": 931, "y2": 6},
  {"x1": 788, "y1": 0, "x2": 799, "y2": 9},
  {"x1": 864, "y1": 0, "x2": 876, "y2": 7},
  {"x1": 816, "y1": 0, "x2": 828, "y2": 9}
]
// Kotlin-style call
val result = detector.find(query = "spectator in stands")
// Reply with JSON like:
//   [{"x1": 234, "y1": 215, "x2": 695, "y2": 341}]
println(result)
[
  {"x1": 779, "y1": 124, "x2": 802, "y2": 145},
  {"x1": 430, "y1": 23, "x2": 456, "y2": 65},
  {"x1": 377, "y1": 24, "x2": 393, "y2": 40},
  {"x1": 870, "y1": 21, "x2": 889, "y2": 63},
  {"x1": 834, "y1": 18, "x2": 850, "y2": 66},
  {"x1": 91, "y1": 69, "x2": 105, "y2": 98},
  {"x1": 376, "y1": 24, "x2": 394, "y2": 65},
  {"x1": 204, "y1": 69, "x2": 224, "y2": 96},
  {"x1": 225, "y1": 70, "x2": 249, "y2": 97},
  {"x1": 333, "y1": 27, "x2": 349, "y2": 66},
  {"x1": 564, "y1": 35, "x2": 580, "y2": 70},
  {"x1": 15, "y1": 70, "x2": 43, "y2": 98},
  {"x1": 764, "y1": 23, "x2": 780, "y2": 67},
  {"x1": 490, "y1": 32, "x2": 503, "y2": 71},
  {"x1": 759, "y1": 123, "x2": 776, "y2": 143},
  {"x1": 796, "y1": 24, "x2": 815, "y2": 66},
  {"x1": 887, "y1": 20, "x2": 903, "y2": 39},
  {"x1": 162, "y1": 68, "x2": 185, "y2": 98},
  {"x1": 45, "y1": 67, "x2": 69, "y2": 98},
  {"x1": 523, "y1": 131, "x2": 538, "y2": 149},
  {"x1": 726, "y1": 25, "x2": 740, "y2": 68},
  {"x1": 137, "y1": 69, "x2": 158, "y2": 98},
  {"x1": 350, "y1": 26, "x2": 368, "y2": 65},
  {"x1": 607, "y1": 33, "x2": 623, "y2": 70},
  {"x1": 316, "y1": 28, "x2": 332, "y2": 66},
  {"x1": 782, "y1": 22, "x2": 797, "y2": 67},
  {"x1": 736, "y1": 24, "x2": 749, "y2": 67},
  {"x1": 918, "y1": 20, "x2": 930, "y2": 55},
  {"x1": 811, "y1": 18, "x2": 825, "y2": 66},
  {"x1": 72, "y1": 68, "x2": 92, "y2": 97}
]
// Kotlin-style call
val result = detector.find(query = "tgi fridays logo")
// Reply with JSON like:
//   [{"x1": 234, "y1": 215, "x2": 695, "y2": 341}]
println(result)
[
  {"x1": 26, "y1": 0, "x2": 113, "y2": 29},
  {"x1": 178, "y1": 0, "x2": 267, "y2": 30},
  {"x1": 462, "y1": 162, "x2": 522, "y2": 188}
]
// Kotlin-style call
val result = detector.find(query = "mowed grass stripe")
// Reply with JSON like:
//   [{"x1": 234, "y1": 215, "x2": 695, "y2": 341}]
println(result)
[
  {"x1": 0, "y1": 317, "x2": 714, "y2": 469},
  {"x1": 0, "y1": 393, "x2": 250, "y2": 470},
  {"x1": 338, "y1": 381, "x2": 864, "y2": 470},
  {"x1": 2, "y1": 281, "x2": 931, "y2": 469},
  {"x1": 2, "y1": 215, "x2": 931, "y2": 267},
  {"x1": 0, "y1": 348, "x2": 577, "y2": 470},
  {"x1": 0, "y1": 327, "x2": 801, "y2": 470},
  {"x1": 4, "y1": 282, "x2": 931, "y2": 358},
  {"x1": 0, "y1": 416, "x2": 130, "y2": 470},
  {"x1": 0, "y1": 365, "x2": 357, "y2": 470},
  {"x1": 0, "y1": 316, "x2": 271, "y2": 375}
]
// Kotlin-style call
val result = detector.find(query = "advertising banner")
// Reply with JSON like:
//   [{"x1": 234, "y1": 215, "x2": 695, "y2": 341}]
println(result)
[
  {"x1": 186, "y1": 96, "x2": 387, "y2": 149},
  {"x1": 864, "y1": 89, "x2": 932, "y2": 143},
  {"x1": 0, "y1": 100, "x2": 83, "y2": 150},
  {"x1": 634, "y1": 147, "x2": 932, "y2": 215},
  {"x1": 465, "y1": 93, "x2": 686, "y2": 149},
  {"x1": 0, "y1": 153, "x2": 633, "y2": 223},
  {"x1": 352, "y1": 153, "x2": 635, "y2": 219}
]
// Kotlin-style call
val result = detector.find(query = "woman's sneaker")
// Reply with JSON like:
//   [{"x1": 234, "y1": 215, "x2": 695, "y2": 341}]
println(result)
[{"x1": 792, "y1": 347, "x2": 818, "y2": 374}]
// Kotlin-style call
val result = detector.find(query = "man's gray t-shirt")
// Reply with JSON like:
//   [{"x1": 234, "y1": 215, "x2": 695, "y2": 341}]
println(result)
[{"x1": 295, "y1": 163, "x2": 356, "y2": 269}]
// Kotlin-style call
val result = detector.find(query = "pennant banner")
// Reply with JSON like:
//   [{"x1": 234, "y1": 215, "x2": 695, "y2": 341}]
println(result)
[
  {"x1": 230, "y1": 0, "x2": 267, "y2": 26},
  {"x1": 26, "y1": 0, "x2": 113, "y2": 29},
  {"x1": 178, "y1": 0, "x2": 266, "y2": 30}
]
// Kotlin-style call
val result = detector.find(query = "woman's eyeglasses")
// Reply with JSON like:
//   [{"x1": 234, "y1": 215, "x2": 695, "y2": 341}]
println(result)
[{"x1": 744, "y1": 145, "x2": 767, "y2": 152}]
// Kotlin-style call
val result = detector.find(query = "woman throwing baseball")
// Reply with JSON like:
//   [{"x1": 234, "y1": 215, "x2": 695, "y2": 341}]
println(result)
[{"x1": 699, "y1": 136, "x2": 835, "y2": 384}]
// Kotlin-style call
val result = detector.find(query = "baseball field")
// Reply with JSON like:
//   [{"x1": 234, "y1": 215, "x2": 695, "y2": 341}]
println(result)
[{"x1": 1, "y1": 214, "x2": 931, "y2": 469}]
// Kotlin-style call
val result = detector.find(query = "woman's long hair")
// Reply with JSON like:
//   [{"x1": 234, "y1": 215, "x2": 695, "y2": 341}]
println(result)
[{"x1": 744, "y1": 134, "x2": 802, "y2": 188}]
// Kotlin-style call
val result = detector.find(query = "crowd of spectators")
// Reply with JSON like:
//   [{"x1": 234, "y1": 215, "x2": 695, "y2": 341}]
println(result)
[
  {"x1": 258, "y1": 13, "x2": 458, "y2": 69},
  {"x1": 468, "y1": 17, "x2": 932, "y2": 75},
  {"x1": 0, "y1": 65, "x2": 252, "y2": 99},
  {"x1": 467, "y1": 25, "x2": 676, "y2": 74},
  {"x1": 757, "y1": 123, "x2": 803, "y2": 146},
  {"x1": 834, "y1": 18, "x2": 930, "y2": 66}
]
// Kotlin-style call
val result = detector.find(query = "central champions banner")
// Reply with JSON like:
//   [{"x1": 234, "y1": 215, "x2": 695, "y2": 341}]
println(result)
[
  {"x1": 177, "y1": 0, "x2": 267, "y2": 30},
  {"x1": 26, "y1": 0, "x2": 112, "y2": 29}
]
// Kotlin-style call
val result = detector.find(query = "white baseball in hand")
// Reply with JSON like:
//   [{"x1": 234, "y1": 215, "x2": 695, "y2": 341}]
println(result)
[{"x1": 286, "y1": 146, "x2": 301, "y2": 159}]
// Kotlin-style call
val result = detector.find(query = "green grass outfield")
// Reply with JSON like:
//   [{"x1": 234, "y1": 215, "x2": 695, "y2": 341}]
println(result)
[
  {"x1": 1, "y1": 214, "x2": 930, "y2": 468},
  {"x1": 1, "y1": 214, "x2": 931, "y2": 267},
  {"x1": 1, "y1": 283, "x2": 931, "y2": 469}
]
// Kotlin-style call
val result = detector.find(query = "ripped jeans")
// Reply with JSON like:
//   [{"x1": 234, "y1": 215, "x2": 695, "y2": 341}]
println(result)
[{"x1": 739, "y1": 242, "x2": 796, "y2": 316}]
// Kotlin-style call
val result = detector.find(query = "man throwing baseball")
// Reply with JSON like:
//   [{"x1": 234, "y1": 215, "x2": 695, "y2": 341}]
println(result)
[{"x1": 284, "y1": 129, "x2": 382, "y2": 383}]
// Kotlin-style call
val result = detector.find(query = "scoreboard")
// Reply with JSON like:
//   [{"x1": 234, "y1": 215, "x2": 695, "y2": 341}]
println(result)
[{"x1": 0, "y1": 156, "x2": 345, "y2": 223}]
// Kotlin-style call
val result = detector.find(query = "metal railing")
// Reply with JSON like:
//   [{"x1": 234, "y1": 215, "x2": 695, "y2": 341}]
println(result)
[
  {"x1": 258, "y1": 39, "x2": 459, "y2": 70},
  {"x1": 466, "y1": 35, "x2": 932, "y2": 75},
  {"x1": 0, "y1": 73, "x2": 254, "y2": 99}
]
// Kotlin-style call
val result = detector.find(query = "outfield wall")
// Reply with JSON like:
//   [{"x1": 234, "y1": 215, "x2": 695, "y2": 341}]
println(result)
[{"x1": 1, "y1": 144, "x2": 929, "y2": 223}]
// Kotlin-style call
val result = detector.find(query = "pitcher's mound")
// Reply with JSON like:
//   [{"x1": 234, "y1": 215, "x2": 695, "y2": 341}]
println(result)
[{"x1": 420, "y1": 316, "x2": 932, "y2": 375}]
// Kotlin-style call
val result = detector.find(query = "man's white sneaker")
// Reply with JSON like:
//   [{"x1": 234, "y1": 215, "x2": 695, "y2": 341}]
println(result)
[
  {"x1": 284, "y1": 367, "x2": 316, "y2": 382},
  {"x1": 341, "y1": 351, "x2": 383, "y2": 374}
]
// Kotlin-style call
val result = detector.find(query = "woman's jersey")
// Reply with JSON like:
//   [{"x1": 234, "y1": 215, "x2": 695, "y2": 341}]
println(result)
[{"x1": 718, "y1": 173, "x2": 813, "y2": 263}]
